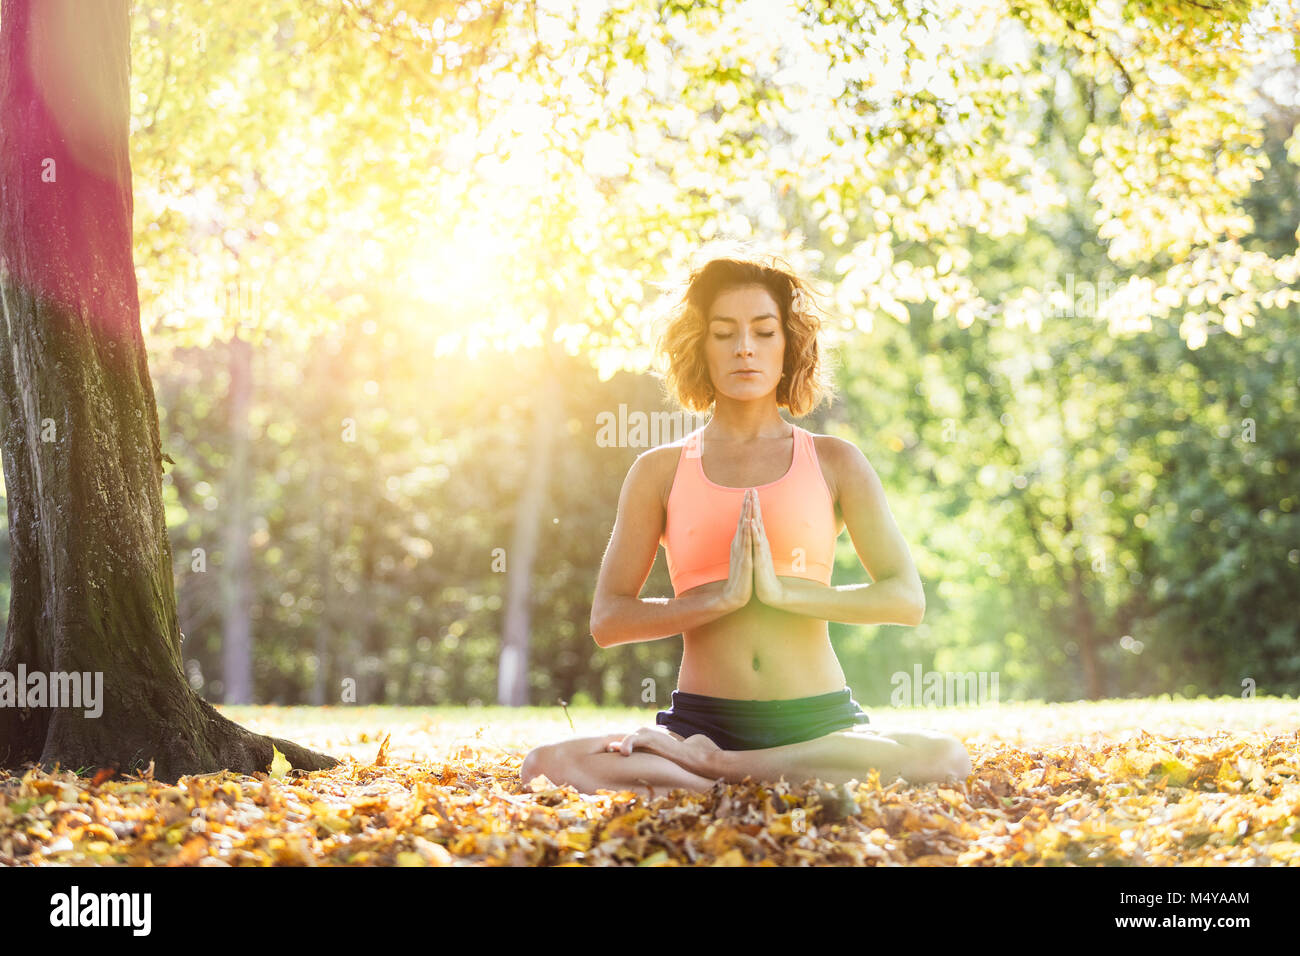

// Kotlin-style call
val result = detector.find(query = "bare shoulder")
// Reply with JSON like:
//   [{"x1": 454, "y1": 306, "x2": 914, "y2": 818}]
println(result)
[
  {"x1": 808, "y1": 431, "x2": 870, "y2": 499},
  {"x1": 629, "y1": 436, "x2": 690, "y2": 513}
]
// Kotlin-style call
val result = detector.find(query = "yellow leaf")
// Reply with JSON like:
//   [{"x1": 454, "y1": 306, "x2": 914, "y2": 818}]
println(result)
[
  {"x1": 1148, "y1": 756, "x2": 1192, "y2": 787},
  {"x1": 1215, "y1": 760, "x2": 1240, "y2": 784},
  {"x1": 711, "y1": 848, "x2": 747, "y2": 867},
  {"x1": 269, "y1": 745, "x2": 291, "y2": 779},
  {"x1": 411, "y1": 836, "x2": 453, "y2": 865},
  {"x1": 557, "y1": 829, "x2": 593, "y2": 852},
  {"x1": 936, "y1": 788, "x2": 966, "y2": 809}
]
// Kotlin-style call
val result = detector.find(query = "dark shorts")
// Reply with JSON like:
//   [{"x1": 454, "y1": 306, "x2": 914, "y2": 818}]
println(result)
[{"x1": 655, "y1": 687, "x2": 870, "y2": 751}]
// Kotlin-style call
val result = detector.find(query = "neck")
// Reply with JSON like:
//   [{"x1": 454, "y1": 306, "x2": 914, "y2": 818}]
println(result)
[{"x1": 705, "y1": 400, "x2": 791, "y2": 441}]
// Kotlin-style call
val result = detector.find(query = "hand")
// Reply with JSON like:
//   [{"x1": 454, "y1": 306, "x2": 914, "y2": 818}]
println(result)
[
  {"x1": 605, "y1": 726, "x2": 681, "y2": 759},
  {"x1": 606, "y1": 728, "x2": 723, "y2": 777},
  {"x1": 750, "y1": 491, "x2": 786, "y2": 607},
  {"x1": 716, "y1": 489, "x2": 755, "y2": 613}
]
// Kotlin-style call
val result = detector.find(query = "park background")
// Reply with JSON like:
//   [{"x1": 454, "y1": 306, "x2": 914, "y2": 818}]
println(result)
[{"x1": 1, "y1": 0, "x2": 1297, "y2": 718}]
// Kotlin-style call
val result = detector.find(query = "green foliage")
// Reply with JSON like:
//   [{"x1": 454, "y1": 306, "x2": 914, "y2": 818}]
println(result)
[{"x1": 4, "y1": 0, "x2": 1298, "y2": 707}]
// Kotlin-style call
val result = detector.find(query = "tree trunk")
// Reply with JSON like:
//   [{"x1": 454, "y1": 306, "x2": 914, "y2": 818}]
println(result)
[
  {"x1": 221, "y1": 334, "x2": 253, "y2": 703},
  {"x1": 497, "y1": 345, "x2": 563, "y2": 706},
  {"x1": 311, "y1": 460, "x2": 332, "y2": 706},
  {"x1": 0, "y1": 0, "x2": 337, "y2": 781},
  {"x1": 359, "y1": 515, "x2": 383, "y2": 704},
  {"x1": 1068, "y1": 562, "x2": 1105, "y2": 700}
]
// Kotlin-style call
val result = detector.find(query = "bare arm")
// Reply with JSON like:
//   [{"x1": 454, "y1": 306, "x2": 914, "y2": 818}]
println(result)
[
  {"x1": 590, "y1": 452, "x2": 753, "y2": 648},
  {"x1": 767, "y1": 577, "x2": 923, "y2": 626},
  {"x1": 757, "y1": 437, "x2": 924, "y2": 626},
  {"x1": 593, "y1": 584, "x2": 733, "y2": 647}
]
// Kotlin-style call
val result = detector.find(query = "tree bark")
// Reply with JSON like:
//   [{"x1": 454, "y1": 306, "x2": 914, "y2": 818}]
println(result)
[
  {"x1": 1068, "y1": 560, "x2": 1105, "y2": 700},
  {"x1": 0, "y1": 0, "x2": 337, "y2": 781},
  {"x1": 310, "y1": 459, "x2": 332, "y2": 707},
  {"x1": 221, "y1": 333, "x2": 254, "y2": 703},
  {"x1": 497, "y1": 343, "x2": 563, "y2": 706}
]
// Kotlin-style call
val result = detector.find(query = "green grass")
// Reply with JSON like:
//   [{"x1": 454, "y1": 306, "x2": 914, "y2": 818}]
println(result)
[{"x1": 217, "y1": 695, "x2": 1300, "y2": 766}]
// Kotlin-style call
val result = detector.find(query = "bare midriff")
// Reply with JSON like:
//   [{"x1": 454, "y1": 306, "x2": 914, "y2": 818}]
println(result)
[{"x1": 674, "y1": 577, "x2": 848, "y2": 700}]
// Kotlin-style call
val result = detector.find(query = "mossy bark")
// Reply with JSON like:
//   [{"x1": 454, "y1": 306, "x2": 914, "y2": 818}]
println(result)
[{"x1": 0, "y1": 0, "x2": 338, "y2": 781}]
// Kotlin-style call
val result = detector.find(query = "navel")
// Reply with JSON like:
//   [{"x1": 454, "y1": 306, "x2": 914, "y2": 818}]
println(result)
[{"x1": 751, "y1": 654, "x2": 761, "y2": 672}]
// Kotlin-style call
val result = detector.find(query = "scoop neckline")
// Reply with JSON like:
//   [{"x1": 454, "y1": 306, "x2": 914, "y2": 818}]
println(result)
[{"x1": 693, "y1": 424, "x2": 801, "y2": 491}]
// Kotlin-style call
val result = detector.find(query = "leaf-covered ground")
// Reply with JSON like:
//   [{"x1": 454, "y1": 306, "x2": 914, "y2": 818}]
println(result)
[{"x1": 2, "y1": 698, "x2": 1298, "y2": 866}]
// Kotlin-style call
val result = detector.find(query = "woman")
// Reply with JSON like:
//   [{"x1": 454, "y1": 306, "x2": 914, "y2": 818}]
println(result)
[{"x1": 521, "y1": 250, "x2": 972, "y2": 799}]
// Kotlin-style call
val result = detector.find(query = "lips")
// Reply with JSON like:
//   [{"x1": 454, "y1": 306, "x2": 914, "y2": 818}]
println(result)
[{"x1": 733, "y1": 369, "x2": 760, "y2": 375}]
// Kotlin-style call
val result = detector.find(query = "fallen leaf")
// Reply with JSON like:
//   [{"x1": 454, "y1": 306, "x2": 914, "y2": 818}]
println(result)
[{"x1": 269, "y1": 746, "x2": 291, "y2": 779}]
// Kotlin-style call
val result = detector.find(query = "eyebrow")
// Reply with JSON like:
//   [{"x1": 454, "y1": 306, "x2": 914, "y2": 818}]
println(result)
[{"x1": 709, "y1": 313, "x2": 778, "y2": 324}]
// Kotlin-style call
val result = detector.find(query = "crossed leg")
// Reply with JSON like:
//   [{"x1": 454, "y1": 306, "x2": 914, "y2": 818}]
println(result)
[
  {"x1": 702, "y1": 727, "x2": 971, "y2": 787},
  {"x1": 520, "y1": 731, "x2": 721, "y2": 800},
  {"x1": 520, "y1": 725, "x2": 971, "y2": 798}
]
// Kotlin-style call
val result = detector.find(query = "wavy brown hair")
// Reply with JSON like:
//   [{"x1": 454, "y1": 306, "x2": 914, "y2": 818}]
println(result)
[{"x1": 651, "y1": 243, "x2": 838, "y2": 417}]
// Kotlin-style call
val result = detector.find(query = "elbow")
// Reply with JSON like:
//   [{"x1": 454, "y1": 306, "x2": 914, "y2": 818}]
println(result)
[
  {"x1": 908, "y1": 584, "x2": 926, "y2": 627},
  {"x1": 589, "y1": 606, "x2": 609, "y2": 648}
]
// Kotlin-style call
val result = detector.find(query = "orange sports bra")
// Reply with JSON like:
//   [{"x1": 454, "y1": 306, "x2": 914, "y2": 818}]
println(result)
[{"x1": 660, "y1": 422, "x2": 838, "y2": 596}]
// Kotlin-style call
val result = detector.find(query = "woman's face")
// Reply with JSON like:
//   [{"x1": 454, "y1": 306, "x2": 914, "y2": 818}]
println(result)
[{"x1": 703, "y1": 284, "x2": 786, "y2": 403}]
